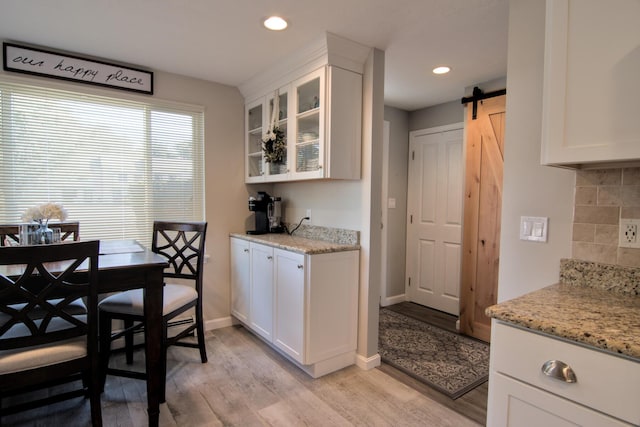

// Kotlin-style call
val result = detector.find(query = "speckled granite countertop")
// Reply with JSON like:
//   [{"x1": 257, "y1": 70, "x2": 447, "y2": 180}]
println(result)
[
  {"x1": 230, "y1": 232, "x2": 360, "y2": 255},
  {"x1": 486, "y1": 283, "x2": 640, "y2": 360},
  {"x1": 486, "y1": 259, "x2": 640, "y2": 361}
]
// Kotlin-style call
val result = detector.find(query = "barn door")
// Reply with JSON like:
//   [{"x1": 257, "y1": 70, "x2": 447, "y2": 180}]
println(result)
[{"x1": 459, "y1": 94, "x2": 506, "y2": 342}]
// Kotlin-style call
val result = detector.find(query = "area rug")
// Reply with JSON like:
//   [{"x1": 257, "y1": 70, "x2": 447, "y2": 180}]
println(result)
[{"x1": 378, "y1": 308, "x2": 490, "y2": 399}]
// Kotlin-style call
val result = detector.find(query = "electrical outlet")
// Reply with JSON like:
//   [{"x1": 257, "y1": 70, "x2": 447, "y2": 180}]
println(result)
[{"x1": 619, "y1": 219, "x2": 640, "y2": 248}]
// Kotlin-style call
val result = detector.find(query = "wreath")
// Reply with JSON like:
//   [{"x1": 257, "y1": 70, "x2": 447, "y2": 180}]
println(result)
[
  {"x1": 262, "y1": 89, "x2": 286, "y2": 164},
  {"x1": 262, "y1": 127, "x2": 286, "y2": 163}
]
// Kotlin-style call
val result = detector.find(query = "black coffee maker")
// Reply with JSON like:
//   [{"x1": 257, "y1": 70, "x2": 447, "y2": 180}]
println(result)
[
  {"x1": 247, "y1": 191, "x2": 271, "y2": 235},
  {"x1": 247, "y1": 191, "x2": 285, "y2": 234}
]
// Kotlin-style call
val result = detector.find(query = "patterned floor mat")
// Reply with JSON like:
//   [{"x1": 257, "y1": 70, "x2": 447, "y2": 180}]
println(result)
[{"x1": 378, "y1": 308, "x2": 490, "y2": 399}]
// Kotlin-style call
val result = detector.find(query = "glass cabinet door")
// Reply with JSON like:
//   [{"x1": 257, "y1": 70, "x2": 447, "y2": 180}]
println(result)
[
  {"x1": 293, "y1": 69, "x2": 324, "y2": 177},
  {"x1": 246, "y1": 101, "x2": 264, "y2": 180},
  {"x1": 266, "y1": 90, "x2": 289, "y2": 178}
]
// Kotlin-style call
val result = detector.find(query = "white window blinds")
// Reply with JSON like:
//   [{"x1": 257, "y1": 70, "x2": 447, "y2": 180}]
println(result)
[{"x1": 0, "y1": 79, "x2": 205, "y2": 247}]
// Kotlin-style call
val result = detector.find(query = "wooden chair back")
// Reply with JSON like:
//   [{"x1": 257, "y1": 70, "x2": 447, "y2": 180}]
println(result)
[
  {"x1": 0, "y1": 240, "x2": 99, "y2": 349},
  {"x1": 0, "y1": 221, "x2": 80, "y2": 246},
  {"x1": 0, "y1": 241, "x2": 102, "y2": 423},
  {"x1": 152, "y1": 221, "x2": 207, "y2": 294}
]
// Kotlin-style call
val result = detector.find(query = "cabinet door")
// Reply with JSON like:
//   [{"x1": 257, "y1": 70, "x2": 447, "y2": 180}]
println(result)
[
  {"x1": 541, "y1": 0, "x2": 640, "y2": 166},
  {"x1": 264, "y1": 88, "x2": 290, "y2": 181},
  {"x1": 488, "y1": 373, "x2": 631, "y2": 427},
  {"x1": 290, "y1": 67, "x2": 325, "y2": 180},
  {"x1": 230, "y1": 238, "x2": 250, "y2": 323},
  {"x1": 245, "y1": 97, "x2": 266, "y2": 182},
  {"x1": 249, "y1": 243, "x2": 274, "y2": 341},
  {"x1": 273, "y1": 249, "x2": 305, "y2": 362}
]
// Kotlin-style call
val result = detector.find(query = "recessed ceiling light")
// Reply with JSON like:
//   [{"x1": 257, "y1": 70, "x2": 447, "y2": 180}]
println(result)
[
  {"x1": 433, "y1": 66, "x2": 451, "y2": 75},
  {"x1": 264, "y1": 16, "x2": 288, "y2": 31}
]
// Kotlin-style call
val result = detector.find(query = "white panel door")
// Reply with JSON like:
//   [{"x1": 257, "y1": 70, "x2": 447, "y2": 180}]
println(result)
[
  {"x1": 406, "y1": 126, "x2": 464, "y2": 315},
  {"x1": 249, "y1": 243, "x2": 274, "y2": 341},
  {"x1": 230, "y1": 237, "x2": 250, "y2": 323},
  {"x1": 273, "y1": 248, "x2": 305, "y2": 363}
]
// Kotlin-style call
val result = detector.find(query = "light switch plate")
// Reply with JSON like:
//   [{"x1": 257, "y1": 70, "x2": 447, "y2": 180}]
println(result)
[{"x1": 520, "y1": 216, "x2": 548, "y2": 242}]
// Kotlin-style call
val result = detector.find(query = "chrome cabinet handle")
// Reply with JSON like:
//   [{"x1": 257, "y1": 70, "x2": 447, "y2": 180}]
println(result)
[{"x1": 541, "y1": 360, "x2": 577, "y2": 383}]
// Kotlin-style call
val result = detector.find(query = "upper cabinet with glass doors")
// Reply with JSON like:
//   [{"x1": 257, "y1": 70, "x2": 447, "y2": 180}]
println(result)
[{"x1": 242, "y1": 33, "x2": 369, "y2": 183}]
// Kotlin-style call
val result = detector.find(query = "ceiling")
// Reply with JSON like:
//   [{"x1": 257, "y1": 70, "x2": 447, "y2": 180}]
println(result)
[{"x1": 0, "y1": 0, "x2": 509, "y2": 111}]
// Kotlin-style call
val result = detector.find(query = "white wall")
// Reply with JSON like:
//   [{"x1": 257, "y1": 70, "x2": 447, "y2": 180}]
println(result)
[
  {"x1": 498, "y1": 0, "x2": 575, "y2": 302},
  {"x1": 381, "y1": 106, "x2": 409, "y2": 300},
  {"x1": 409, "y1": 100, "x2": 464, "y2": 131},
  {"x1": 0, "y1": 68, "x2": 247, "y2": 326}
]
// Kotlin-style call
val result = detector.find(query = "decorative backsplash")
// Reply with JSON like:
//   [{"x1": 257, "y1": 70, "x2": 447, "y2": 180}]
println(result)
[
  {"x1": 560, "y1": 258, "x2": 640, "y2": 296},
  {"x1": 572, "y1": 167, "x2": 640, "y2": 267},
  {"x1": 284, "y1": 223, "x2": 359, "y2": 246}
]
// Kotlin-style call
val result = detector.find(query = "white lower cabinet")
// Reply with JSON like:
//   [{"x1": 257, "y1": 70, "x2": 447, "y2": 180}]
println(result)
[
  {"x1": 229, "y1": 237, "x2": 250, "y2": 323},
  {"x1": 272, "y1": 248, "x2": 305, "y2": 362},
  {"x1": 229, "y1": 237, "x2": 359, "y2": 378},
  {"x1": 249, "y1": 242, "x2": 275, "y2": 342},
  {"x1": 487, "y1": 321, "x2": 640, "y2": 426}
]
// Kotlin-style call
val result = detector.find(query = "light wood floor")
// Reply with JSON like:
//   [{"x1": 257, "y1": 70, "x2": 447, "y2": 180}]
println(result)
[{"x1": 3, "y1": 324, "x2": 483, "y2": 427}]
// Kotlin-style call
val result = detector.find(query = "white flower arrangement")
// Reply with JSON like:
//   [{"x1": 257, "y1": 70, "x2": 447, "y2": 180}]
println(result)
[
  {"x1": 262, "y1": 89, "x2": 287, "y2": 164},
  {"x1": 262, "y1": 127, "x2": 286, "y2": 163},
  {"x1": 22, "y1": 202, "x2": 68, "y2": 225}
]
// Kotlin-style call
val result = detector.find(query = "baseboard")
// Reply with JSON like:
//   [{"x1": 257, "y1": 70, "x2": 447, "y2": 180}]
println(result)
[
  {"x1": 355, "y1": 352, "x2": 381, "y2": 370},
  {"x1": 205, "y1": 316, "x2": 234, "y2": 331},
  {"x1": 380, "y1": 294, "x2": 405, "y2": 307}
]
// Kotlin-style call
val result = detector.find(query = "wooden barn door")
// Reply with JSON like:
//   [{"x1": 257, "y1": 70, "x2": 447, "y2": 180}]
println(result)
[{"x1": 460, "y1": 94, "x2": 506, "y2": 342}]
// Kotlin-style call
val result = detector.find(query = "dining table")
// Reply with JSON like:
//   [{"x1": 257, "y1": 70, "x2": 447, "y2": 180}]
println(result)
[{"x1": 97, "y1": 239, "x2": 168, "y2": 427}]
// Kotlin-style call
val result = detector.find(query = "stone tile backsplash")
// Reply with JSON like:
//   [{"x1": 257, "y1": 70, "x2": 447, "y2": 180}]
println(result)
[{"x1": 572, "y1": 167, "x2": 640, "y2": 267}]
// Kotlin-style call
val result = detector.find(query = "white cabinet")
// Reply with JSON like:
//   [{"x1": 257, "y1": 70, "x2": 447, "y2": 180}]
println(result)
[
  {"x1": 229, "y1": 237, "x2": 250, "y2": 323},
  {"x1": 229, "y1": 237, "x2": 359, "y2": 377},
  {"x1": 487, "y1": 321, "x2": 640, "y2": 426},
  {"x1": 244, "y1": 65, "x2": 362, "y2": 183},
  {"x1": 249, "y1": 242, "x2": 274, "y2": 341},
  {"x1": 272, "y1": 248, "x2": 305, "y2": 361},
  {"x1": 541, "y1": 0, "x2": 640, "y2": 167}
]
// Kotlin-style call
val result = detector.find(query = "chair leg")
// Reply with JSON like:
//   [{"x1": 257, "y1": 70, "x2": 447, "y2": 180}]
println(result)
[
  {"x1": 124, "y1": 320, "x2": 134, "y2": 365},
  {"x1": 195, "y1": 306, "x2": 208, "y2": 363},
  {"x1": 89, "y1": 350, "x2": 103, "y2": 426},
  {"x1": 98, "y1": 312, "x2": 112, "y2": 392}
]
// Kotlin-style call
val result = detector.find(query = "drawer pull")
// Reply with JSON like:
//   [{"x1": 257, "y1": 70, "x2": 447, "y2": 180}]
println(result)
[
  {"x1": 541, "y1": 360, "x2": 577, "y2": 383},
  {"x1": 297, "y1": 264, "x2": 303, "y2": 269}
]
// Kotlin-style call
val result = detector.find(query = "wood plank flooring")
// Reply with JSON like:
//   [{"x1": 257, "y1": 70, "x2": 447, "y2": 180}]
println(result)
[{"x1": 2, "y1": 322, "x2": 483, "y2": 427}]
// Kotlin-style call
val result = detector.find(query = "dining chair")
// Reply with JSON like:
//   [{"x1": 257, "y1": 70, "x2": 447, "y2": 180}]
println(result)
[
  {"x1": 98, "y1": 221, "x2": 208, "y2": 402},
  {"x1": 0, "y1": 240, "x2": 102, "y2": 426},
  {"x1": 0, "y1": 221, "x2": 80, "y2": 246}
]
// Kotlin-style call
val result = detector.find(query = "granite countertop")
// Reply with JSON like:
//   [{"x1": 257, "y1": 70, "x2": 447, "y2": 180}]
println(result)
[
  {"x1": 230, "y1": 232, "x2": 360, "y2": 255},
  {"x1": 486, "y1": 282, "x2": 640, "y2": 360}
]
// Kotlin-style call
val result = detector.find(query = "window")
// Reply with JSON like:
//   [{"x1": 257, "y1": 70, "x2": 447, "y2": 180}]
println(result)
[{"x1": 0, "y1": 79, "x2": 205, "y2": 247}]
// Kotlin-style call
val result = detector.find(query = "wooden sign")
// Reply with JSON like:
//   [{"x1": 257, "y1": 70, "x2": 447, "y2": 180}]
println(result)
[{"x1": 3, "y1": 42, "x2": 153, "y2": 95}]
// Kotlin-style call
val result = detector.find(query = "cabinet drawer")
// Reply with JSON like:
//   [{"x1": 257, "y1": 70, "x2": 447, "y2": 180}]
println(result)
[{"x1": 491, "y1": 322, "x2": 640, "y2": 425}]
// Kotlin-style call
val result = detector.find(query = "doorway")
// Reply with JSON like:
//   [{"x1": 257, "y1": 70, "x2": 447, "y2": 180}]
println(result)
[
  {"x1": 405, "y1": 124, "x2": 464, "y2": 316},
  {"x1": 403, "y1": 93, "x2": 506, "y2": 343}
]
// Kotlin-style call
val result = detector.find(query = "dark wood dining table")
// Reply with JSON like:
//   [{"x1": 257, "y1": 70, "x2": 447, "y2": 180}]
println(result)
[{"x1": 97, "y1": 240, "x2": 167, "y2": 427}]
